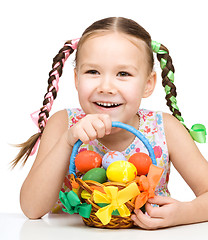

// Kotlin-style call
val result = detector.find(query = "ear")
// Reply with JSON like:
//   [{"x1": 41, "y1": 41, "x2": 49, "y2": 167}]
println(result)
[
  {"x1": 74, "y1": 68, "x2": 78, "y2": 90},
  {"x1": 143, "y1": 71, "x2": 157, "y2": 98}
]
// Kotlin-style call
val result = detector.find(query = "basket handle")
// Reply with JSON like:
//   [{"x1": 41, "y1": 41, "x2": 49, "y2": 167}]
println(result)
[{"x1": 69, "y1": 121, "x2": 156, "y2": 176}]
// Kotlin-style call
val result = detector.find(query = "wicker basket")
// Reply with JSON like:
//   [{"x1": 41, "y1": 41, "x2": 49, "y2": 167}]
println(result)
[{"x1": 67, "y1": 121, "x2": 157, "y2": 229}]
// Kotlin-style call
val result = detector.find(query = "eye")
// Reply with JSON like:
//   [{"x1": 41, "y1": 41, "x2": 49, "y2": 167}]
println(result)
[
  {"x1": 117, "y1": 71, "x2": 131, "y2": 77},
  {"x1": 85, "y1": 70, "x2": 99, "y2": 75}
]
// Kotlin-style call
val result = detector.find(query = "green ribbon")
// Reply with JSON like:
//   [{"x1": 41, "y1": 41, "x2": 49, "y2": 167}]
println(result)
[
  {"x1": 175, "y1": 114, "x2": 184, "y2": 122},
  {"x1": 59, "y1": 191, "x2": 92, "y2": 218},
  {"x1": 152, "y1": 41, "x2": 207, "y2": 144},
  {"x1": 169, "y1": 96, "x2": 177, "y2": 103},
  {"x1": 167, "y1": 70, "x2": 174, "y2": 83},
  {"x1": 151, "y1": 40, "x2": 168, "y2": 54},
  {"x1": 189, "y1": 124, "x2": 207, "y2": 143},
  {"x1": 151, "y1": 40, "x2": 161, "y2": 53},
  {"x1": 160, "y1": 58, "x2": 167, "y2": 69}
]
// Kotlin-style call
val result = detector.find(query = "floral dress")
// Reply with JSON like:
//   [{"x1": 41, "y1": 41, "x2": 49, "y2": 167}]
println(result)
[{"x1": 51, "y1": 108, "x2": 170, "y2": 213}]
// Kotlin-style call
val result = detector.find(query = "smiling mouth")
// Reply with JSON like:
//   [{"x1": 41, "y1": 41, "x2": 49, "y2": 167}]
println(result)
[{"x1": 94, "y1": 102, "x2": 122, "y2": 108}]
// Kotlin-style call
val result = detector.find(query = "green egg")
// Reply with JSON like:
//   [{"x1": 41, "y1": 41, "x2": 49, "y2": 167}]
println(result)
[{"x1": 82, "y1": 168, "x2": 107, "y2": 183}]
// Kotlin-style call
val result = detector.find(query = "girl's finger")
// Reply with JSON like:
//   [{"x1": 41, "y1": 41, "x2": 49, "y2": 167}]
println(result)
[
  {"x1": 92, "y1": 120, "x2": 106, "y2": 139},
  {"x1": 148, "y1": 196, "x2": 174, "y2": 206},
  {"x1": 83, "y1": 121, "x2": 98, "y2": 140},
  {"x1": 131, "y1": 213, "x2": 149, "y2": 229},
  {"x1": 134, "y1": 208, "x2": 164, "y2": 230},
  {"x1": 145, "y1": 202, "x2": 163, "y2": 218},
  {"x1": 98, "y1": 114, "x2": 112, "y2": 135},
  {"x1": 78, "y1": 129, "x2": 90, "y2": 144}
]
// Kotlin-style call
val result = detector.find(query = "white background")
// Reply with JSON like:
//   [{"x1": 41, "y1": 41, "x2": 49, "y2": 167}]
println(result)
[{"x1": 0, "y1": 0, "x2": 207, "y2": 214}]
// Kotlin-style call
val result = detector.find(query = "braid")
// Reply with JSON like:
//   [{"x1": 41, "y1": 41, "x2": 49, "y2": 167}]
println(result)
[
  {"x1": 38, "y1": 42, "x2": 74, "y2": 133},
  {"x1": 11, "y1": 40, "x2": 78, "y2": 168},
  {"x1": 151, "y1": 41, "x2": 188, "y2": 131}
]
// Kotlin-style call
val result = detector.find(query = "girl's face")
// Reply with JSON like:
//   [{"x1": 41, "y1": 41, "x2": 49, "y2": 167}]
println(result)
[{"x1": 74, "y1": 32, "x2": 156, "y2": 126}]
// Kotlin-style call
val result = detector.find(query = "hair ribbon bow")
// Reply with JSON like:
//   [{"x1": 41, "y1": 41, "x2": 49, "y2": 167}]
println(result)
[{"x1": 189, "y1": 124, "x2": 206, "y2": 143}]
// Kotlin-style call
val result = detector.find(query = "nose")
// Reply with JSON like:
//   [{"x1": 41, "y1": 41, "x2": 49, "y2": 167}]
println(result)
[{"x1": 97, "y1": 76, "x2": 117, "y2": 95}]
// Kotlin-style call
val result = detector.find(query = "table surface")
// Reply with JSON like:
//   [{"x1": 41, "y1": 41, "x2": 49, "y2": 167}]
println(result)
[{"x1": 1, "y1": 213, "x2": 208, "y2": 240}]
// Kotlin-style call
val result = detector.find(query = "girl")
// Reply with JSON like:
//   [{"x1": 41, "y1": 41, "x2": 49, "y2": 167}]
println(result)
[{"x1": 12, "y1": 17, "x2": 208, "y2": 229}]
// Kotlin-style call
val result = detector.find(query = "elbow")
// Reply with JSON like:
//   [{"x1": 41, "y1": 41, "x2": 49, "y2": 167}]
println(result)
[
  {"x1": 23, "y1": 211, "x2": 43, "y2": 220},
  {"x1": 20, "y1": 185, "x2": 54, "y2": 219},
  {"x1": 20, "y1": 195, "x2": 46, "y2": 220},
  {"x1": 21, "y1": 203, "x2": 45, "y2": 220}
]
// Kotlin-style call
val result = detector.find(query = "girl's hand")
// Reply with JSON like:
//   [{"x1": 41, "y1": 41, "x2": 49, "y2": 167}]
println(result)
[
  {"x1": 67, "y1": 114, "x2": 112, "y2": 147},
  {"x1": 131, "y1": 196, "x2": 190, "y2": 229}
]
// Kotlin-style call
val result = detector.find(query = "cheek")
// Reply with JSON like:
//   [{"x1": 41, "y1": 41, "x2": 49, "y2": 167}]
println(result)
[
  {"x1": 77, "y1": 80, "x2": 89, "y2": 95},
  {"x1": 77, "y1": 80, "x2": 96, "y2": 102},
  {"x1": 123, "y1": 84, "x2": 143, "y2": 103}
]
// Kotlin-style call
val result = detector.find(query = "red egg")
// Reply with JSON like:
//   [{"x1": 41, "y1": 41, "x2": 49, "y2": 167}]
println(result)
[
  {"x1": 128, "y1": 152, "x2": 152, "y2": 175},
  {"x1": 75, "y1": 150, "x2": 102, "y2": 173}
]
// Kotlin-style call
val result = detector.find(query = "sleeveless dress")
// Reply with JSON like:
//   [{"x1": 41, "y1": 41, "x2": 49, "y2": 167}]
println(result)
[{"x1": 51, "y1": 108, "x2": 170, "y2": 213}]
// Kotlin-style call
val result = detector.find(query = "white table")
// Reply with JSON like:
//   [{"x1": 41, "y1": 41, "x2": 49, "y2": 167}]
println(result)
[{"x1": 1, "y1": 213, "x2": 208, "y2": 240}]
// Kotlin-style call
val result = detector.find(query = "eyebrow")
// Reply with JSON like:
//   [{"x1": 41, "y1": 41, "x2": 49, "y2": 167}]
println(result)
[
  {"x1": 79, "y1": 63, "x2": 99, "y2": 69},
  {"x1": 80, "y1": 63, "x2": 139, "y2": 72},
  {"x1": 116, "y1": 64, "x2": 139, "y2": 72}
]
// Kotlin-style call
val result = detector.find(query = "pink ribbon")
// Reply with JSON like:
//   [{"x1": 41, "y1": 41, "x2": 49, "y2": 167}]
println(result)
[
  {"x1": 30, "y1": 38, "x2": 80, "y2": 156},
  {"x1": 30, "y1": 109, "x2": 48, "y2": 156},
  {"x1": 48, "y1": 80, "x2": 59, "y2": 92},
  {"x1": 30, "y1": 110, "x2": 41, "y2": 156},
  {"x1": 30, "y1": 110, "x2": 40, "y2": 128},
  {"x1": 65, "y1": 38, "x2": 80, "y2": 50},
  {"x1": 63, "y1": 51, "x2": 70, "y2": 60},
  {"x1": 30, "y1": 137, "x2": 40, "y2": 156},
  {"x1": 30, "y1": 83, "x2": 55, "y2": 156}
]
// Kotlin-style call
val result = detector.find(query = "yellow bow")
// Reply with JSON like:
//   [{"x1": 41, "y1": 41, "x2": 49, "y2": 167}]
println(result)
[{"x1": 93, "y1": 182, "x2": 140, "y2": 225}]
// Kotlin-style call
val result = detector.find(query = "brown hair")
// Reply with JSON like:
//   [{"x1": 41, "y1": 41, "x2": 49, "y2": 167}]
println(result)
[
  {"x1": 11, "y1": 17, "x2": 185, "y2": 168},
  {"x1": 75, "y1": 17, "x2": 154, "y2": 73}
]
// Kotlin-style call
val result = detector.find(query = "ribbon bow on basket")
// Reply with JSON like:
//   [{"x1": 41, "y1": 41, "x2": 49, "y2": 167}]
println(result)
[
  {"x1": 59, "y1": 191, "x2": 92, "y2": 218},
  {"x1": 93, "y1": 182, "x2": 140, "y2": 225},
  {"x1": 59, "y1": 121, "x2": 164, "y2": 229}
]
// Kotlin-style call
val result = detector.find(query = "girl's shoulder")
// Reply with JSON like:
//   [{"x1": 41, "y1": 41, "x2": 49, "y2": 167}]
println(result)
[
  {"x1": 162, "y1": 111, "x2": 185, "y2": 132},
  {"x1": 160, "y1": 112, "x2": 195, "y2": 156},
  {"x1": 47, "y1": 109, "x2": 69, "y2": 126},
  {"x1": 49, "y1": 108, "x2": 85, "y2": 129},
  {"x1": 50, "y1": 108, "x2": 84, "y2": 121}
]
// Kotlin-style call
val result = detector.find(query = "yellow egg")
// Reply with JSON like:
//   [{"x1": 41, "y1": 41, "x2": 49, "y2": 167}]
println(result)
[{"x1": 106, "y1": 160, "x2": 137, "y2": 183}]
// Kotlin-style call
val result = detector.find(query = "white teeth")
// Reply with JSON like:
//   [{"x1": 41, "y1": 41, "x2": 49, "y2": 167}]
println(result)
[{"x1": 96, "y1": 102, "x2": 120, "y2": 107}]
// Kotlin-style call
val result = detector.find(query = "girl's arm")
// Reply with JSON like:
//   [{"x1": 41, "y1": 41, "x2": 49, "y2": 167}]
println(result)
[
  {"x1": 163, "y1": 113, "x2": 208, "y2": 223},
  {"x1": 20, "y1": 110, "x2": 112, "y2": 219},
  {"x1": 132, "y1": 113, "x2": 208, "y2": 229},
  {"x1": 20, "y1": 110, "x2": 72, "y2": 219}
]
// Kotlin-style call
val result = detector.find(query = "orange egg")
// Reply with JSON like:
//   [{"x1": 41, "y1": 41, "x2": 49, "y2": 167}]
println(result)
[
  {"x1": 128, "y1": 152, "x2": 152, "y2": 175},
  {"x1": 75, "y1": 150, "x2": 102, "y2": 173}
]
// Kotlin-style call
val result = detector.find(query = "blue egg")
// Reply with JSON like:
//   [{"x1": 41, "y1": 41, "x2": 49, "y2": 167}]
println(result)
[{"x1": 102, "y1": 151, "x2": 126, "y2": 170}]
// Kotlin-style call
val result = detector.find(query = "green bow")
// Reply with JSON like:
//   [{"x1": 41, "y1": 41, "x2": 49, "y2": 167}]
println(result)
[
  {"x1": 59, "y1": 191, "x2": 92, "y2": 218},
  {"x1": 189, "y1": 124, "x2": 207, "y2": 143}
]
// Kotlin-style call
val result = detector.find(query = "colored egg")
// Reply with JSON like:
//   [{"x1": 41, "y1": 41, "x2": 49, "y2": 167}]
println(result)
[
  {"x1": 128, "y1": 152, "x2": 152, "y2": 175},
  {"x1": 102, "y1": 151, "x2": 126, "y2": 170},
  {"x1": 75, "y1": 150, "x2": 102, "y2": 173},
  {"x1": 106, "y1": 160, "x2": 137, "y2": 183},
  {"x1": 82, "y1": 168, "x2": 107, "y2": 183}
]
